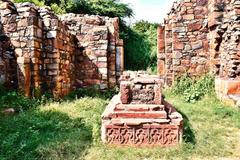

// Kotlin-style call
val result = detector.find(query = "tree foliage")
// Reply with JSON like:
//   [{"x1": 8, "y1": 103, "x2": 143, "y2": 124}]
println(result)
[
  {"x1": 123, "y1": 20, "x2": 158, "y2": 71},
  {"x1": 14, "y1": 0, "x2": 133, "y2": 17}
]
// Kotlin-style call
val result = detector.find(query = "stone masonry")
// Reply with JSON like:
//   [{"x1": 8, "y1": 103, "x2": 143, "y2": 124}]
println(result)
[
  {"x1": 157, "y1": 0, "x2": 240, "y2": 105},
  {"x1": 158, "y1": 0, "x2": 209, "y2": 85},
  {"x1": 102, "y1": 72, "x2": 183, "y2": 146},
  {"x1": 210, "y1": 0, "x2": 240, "y2": 106},
  {"x1": 60, "y1": 14, "x2": 123, "y2": 89},
  {"x1": 0, "y1": 1, "x2": 124, "y2": 97}
]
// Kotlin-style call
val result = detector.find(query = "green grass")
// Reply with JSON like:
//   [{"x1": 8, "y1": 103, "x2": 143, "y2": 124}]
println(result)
[{"x1": 0, "y1": 90, "x2": 240, "y2": 160}]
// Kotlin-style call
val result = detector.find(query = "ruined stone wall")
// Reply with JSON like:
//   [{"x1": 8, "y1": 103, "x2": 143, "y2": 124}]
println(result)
[
  {"x1": 158, "y1": 0, "x2": 209, "y2": 85},
  {"x1": 208, "y1": 0, "x2": 240, "y2": 79},
  {"x1": 0, "y1": 1, "x2": 123, "y2": 97},
  {"x1": 158, "y1": 0, "x2": 239, "y2": 86},
  {"x1": 60, "y1": 14, "x2": 123, "y2": 89},
  {"x1": 0, "y1": 1, "x2": 37, "y2": 95},
  {"x1": 0, "y1": 14, "x2": 14, "y2": 86},
  {"x1": 0, "y1": 1, "x2": 19, "y2": 89},
  {"x1": 210, "y1": 0, "x2": 240, "y2": 105},
  {"x1": 16, "y1": 3, "x2": 43, "y2": 97},
  {"x1": 158, "y1": 0, "x2": 240, "y2": 105},
  {"x1": 39, "y1": 7, "x2": 75, "y2": 97}
]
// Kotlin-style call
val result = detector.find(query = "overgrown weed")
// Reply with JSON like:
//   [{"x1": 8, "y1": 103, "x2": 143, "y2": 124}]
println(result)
[{"x1": 172, "y1": 73, "x2": 215, "y2": 103}]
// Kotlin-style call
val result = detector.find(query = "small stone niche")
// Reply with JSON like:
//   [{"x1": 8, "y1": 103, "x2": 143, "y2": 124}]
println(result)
[{"x1": 101, "y1": 72, "x2": 183, "y2": 146}]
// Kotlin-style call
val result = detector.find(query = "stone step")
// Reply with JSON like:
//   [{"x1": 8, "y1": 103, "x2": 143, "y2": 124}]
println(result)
[
  {"x1": 110, "y1": 118, "x2": 170, "y2": 126},
  {"x1": 109, "y1": 111, "x2": 167, "y2": 119},
  {"x1": 114, "y1": 104, "x2": 165, "y2": 112},
  {"x1": 133, "y1": 77, "x2": 163, "y2": 84}
]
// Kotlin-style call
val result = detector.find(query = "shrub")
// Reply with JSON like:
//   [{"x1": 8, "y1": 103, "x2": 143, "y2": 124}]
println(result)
[
  {"x1": 0, "y1": 84, "x2": 51, "y2": 112},
  {"x1": 172, "y1": 73, "x2": 215, "y2": 103},
  {"x1": 0, "y1": 90, "x2": 39, "y2": 111},
  {"x1": 172, "y1": 74, "x2": 193, "y2": 95}
]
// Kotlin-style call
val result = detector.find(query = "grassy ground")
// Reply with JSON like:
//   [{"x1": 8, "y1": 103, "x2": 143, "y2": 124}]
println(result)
[{"x1": 0, "y1": 91, "x2": 240, "y2": 160}]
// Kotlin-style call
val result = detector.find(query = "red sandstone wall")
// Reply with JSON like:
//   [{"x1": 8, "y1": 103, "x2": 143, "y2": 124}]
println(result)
[
  {"x1": 157, "y1": 0, "x2": 240, "y2": 105},
  {"x1": 39, "y1": 8, "x2": 75, "y2": 97},
  {"x1": 0, "y1": 16, "x2": 16, "y2": 88},
  {"x1": 158, "y1": 0, "x2": 209, "y2": 85},
  {"x1": 208, "y1": 0, "x2": 240, "y2": 79},
  {"x1": 0, "y1": 1, "x2": 123, "y2": 97},
  {"x1": 60, "y1": 14, "x2": 122, "y2": 89},
  {"x1": 158, "y1": 0, "x2": 239, "y2": 85},
  {"x1": 0, "y1": 1, "x2": 39, "y2": 95},
  {"x1": 210, "y1": 0, "x2": 240, "y2": 105}
]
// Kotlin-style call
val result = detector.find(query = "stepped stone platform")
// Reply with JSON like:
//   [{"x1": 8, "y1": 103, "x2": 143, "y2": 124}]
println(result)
[{"x1": 101, "y1": 72, "x2": 183, "y2": 146}]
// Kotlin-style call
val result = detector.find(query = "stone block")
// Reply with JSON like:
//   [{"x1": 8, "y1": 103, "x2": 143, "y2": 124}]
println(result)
[
  {"x1": 183, "y1": 14, "x2": 194, "y2": 20},
  {"x1": 110, "y1": 111, "x2": 167, "y2": 119},
  {"x1": 48, "y1": 70, "x2": 58, "y2": 76},
  {"x1": 191, "y1": 41, "x2": 203, "y2": 50},
  {"x1": 173, "y1": 41, "x2": 184, "y2": 50},
  {"x1": 17, "y1": 57, "x2": 30, "y2": 64},
  {"x1": 47, "y1": 64, "x2": 59, "y2": 70},
  {"x1": 47, "y1": 31, "x2": 57, "y2": 39},
  {"x1": 98, "y1": 57, "x2": 107, "y2": 62},
  {"x1": 120, "y1": 81, "x2": 132, "y2": 104},
  {"x1": 173, "y1": 27, "x2": 185, "y2": 33},
  {"x1": 188, "y1": 23, "x2": 202, "y2": 32},
  {"x1": 99, "y1": 68, "x2": 108, "y2": 75}
]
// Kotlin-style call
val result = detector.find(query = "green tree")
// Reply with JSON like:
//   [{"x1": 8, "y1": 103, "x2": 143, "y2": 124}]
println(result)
[
  {"x1": 124, "y1": 20, "x2": 158, "y2": 72},
  {"x1": 15, "y1": 0, "x2": 133, "y2": 17}
]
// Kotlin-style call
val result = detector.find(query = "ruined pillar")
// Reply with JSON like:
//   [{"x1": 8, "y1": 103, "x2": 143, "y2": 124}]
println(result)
[
  {"x1": 17, "y1": 57, "x2": 31, "y2": 97},
  {"x1": 164, "y1": 20, "x2": 174, "y2": 86},
  {"x1": 157, "y1": 26, "x2": 166, "y2": 77},
  {"x1": 40, "y1": 7, "x2": 75, "y2": 98},
  {"x1": 208, "y1": 0, "x2": 224, "y2": 75},
  {"x1": 14, "y1": 3, "x2": 43, "y2": 97},
  {"x1": 116, "y1": 39, "x2": 124, "y2": 81}
]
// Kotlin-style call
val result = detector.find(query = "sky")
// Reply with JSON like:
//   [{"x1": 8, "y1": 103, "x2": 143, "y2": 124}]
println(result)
[{"x1": 120, "y1": 0, "x2": 176, "y2": 24}]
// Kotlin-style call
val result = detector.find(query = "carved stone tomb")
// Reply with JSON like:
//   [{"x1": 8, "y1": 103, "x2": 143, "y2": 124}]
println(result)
[{"x1": 101, "y1": 73, "x2": 183, "y2": 146}]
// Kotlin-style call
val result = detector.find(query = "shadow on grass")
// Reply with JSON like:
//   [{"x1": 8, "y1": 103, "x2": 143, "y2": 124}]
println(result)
[
  {"x1": 177, "y1": 110, "x2": 196, "y2": 145},
  {"x1": 0, "y1": 110, "x2": 92, "y2": 160}
]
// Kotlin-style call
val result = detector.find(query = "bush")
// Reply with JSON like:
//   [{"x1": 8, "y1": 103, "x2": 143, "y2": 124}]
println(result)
[
  {"x1": 0, "y1": 90, "x2": 39, "y2": 112},
  {"x1": 0, "y1": 84, "x2": 53, "y2": 112},
  {"x1": 172, "y1": 73, "x2": 215, "y2": 103}
]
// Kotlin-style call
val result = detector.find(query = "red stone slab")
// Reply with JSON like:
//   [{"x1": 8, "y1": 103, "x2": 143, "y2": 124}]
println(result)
[
  {"x1": 110, "y1": 118, "x2": 170, "y2": 126},
  {"x1": 109, "y1": 111, "x2": 167, "y2": 119},
  {"x1": 133, "y1": 77, "x2": 163, "y2": 84},
  {"x1": 114, "y1": 104, "x2": 165, "y2": 112},
  {"x1": 102, "y1": 124, "x2": 181, "y2": 146}
]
